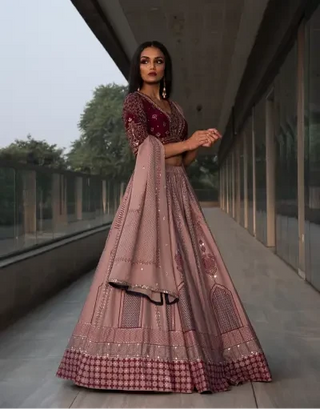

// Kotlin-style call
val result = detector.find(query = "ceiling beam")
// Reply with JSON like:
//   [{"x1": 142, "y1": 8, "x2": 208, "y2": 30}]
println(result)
[{"x1": 218, "y1": 0, "x2": 269, "y2": 133}]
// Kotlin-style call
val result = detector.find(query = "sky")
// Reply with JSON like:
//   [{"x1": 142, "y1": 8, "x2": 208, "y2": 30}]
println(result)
[{"x1": 0, "y1": 0, "x2": 127, "y2": 151}]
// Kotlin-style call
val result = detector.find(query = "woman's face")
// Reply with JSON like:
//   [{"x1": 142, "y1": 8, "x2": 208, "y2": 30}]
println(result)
[{"x1": 139, "y1": 47, "x2": 165, "y2": 85}]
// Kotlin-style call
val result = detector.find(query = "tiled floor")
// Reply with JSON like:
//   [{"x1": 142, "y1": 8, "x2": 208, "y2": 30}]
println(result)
[{"x1": 0, "y1": 208, "x2": 319, "y2": 408}]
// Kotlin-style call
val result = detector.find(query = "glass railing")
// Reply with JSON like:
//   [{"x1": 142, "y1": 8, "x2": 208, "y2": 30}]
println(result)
[
  {"x1": 0, "y1": 160, "x2": 124, "y2": 259},
  {"x1": 193, "y1": 188, "x2": 219, "y2": 203}
]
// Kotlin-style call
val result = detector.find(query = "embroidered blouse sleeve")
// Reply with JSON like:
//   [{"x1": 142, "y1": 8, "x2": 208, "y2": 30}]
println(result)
[{"x1": 123, "y1": 93, "x2": 149, "y2": 155}]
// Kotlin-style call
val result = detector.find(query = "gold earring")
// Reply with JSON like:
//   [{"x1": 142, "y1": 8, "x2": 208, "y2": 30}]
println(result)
[{"x1": 162, "y1": 78, "x2": 167, "y2": 99}]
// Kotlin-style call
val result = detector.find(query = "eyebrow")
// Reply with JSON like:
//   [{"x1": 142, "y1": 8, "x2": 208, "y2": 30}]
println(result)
[{"x1": 140, "y1": 55, "x2": 164, "y2": 59}]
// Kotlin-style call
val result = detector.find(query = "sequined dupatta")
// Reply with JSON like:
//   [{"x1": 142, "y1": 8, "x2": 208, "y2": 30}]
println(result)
[{"x1": 108, "y1": 135, "x2": 179, "y2": 304}]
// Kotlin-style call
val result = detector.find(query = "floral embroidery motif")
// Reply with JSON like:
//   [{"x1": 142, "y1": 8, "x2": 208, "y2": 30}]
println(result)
[
  {"x1": 199, "y1": 240, "x2": 206, "y2": 253},
  {"x1": 198, "y1": 240, "x2": 218, "y2": 276},
  {"x1": 175, "y1": 250, "x2": 183, "y2": 273},
  {"x1": 123, "y1": 92, "x2": 188, "y2": 156},
  {"x1": 202, "y1": 253, "x2": 218, "y2": 276}
]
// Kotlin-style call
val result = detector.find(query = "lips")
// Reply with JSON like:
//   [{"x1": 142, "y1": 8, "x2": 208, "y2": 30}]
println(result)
[{"x1": 148, "y1": 72, "x2": 157, "y2": 76}]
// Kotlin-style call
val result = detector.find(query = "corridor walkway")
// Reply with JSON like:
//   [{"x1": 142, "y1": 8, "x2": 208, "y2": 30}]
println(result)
[{"x1": 0, "y1": 208, "x2": 319, "y2": 408}]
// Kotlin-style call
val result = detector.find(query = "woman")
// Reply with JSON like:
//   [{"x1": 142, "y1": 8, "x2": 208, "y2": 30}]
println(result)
[{"x1": 56, "y1": 41, "x2": 272, "y2": 393}]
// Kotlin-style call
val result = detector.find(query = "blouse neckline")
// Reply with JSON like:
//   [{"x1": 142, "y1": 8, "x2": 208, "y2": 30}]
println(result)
[{"x1": 136, "y1": 91, "x2": 173, "y2": 119}]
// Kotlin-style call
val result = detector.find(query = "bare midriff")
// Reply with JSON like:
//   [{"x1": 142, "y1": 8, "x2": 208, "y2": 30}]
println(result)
[{"x1": 165, "y1": 155, "x2": 183, "y2": 166}]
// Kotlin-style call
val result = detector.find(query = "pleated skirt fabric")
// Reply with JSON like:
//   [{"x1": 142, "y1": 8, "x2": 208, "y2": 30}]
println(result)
[{"x1": 56, "y1": 164, "x2": 272, "y2": 393}]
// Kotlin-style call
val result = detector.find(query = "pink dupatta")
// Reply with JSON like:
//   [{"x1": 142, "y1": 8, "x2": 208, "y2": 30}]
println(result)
[{"x1": 108, "y1": 135, "x2": 179, "y2": 304}]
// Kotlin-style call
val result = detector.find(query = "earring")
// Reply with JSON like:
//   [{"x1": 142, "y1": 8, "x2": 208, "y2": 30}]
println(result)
[
  {"x1": 137, "y1": 86, "x2": 140, "y2": 91},
  {"x1": 162, "y1": 78, "x2": 167, "y2": 99}
]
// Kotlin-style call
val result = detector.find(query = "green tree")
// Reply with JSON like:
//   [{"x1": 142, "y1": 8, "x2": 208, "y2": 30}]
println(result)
[
  {"x1": 0, "y1": 134, "x2": 67, "y2": 169},
  {"x1": 187, "y1": 154, "x2": 219, "y2": 188},
  {"x1": 68, "y1": 83, "x2": 220, "y2": 189},
  {"x1": 68, "y1": 83, "x2": 134, "y2": 181}
]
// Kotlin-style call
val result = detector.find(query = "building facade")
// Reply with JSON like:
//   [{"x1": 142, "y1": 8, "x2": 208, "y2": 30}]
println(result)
[{"x1": 219, "y1": 1, "x2": 320, "y2": 292}]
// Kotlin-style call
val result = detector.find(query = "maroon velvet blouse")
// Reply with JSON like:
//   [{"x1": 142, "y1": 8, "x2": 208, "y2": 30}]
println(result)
[{"x1": 122, "y1": 91, "x2": 188, "y2": 155}]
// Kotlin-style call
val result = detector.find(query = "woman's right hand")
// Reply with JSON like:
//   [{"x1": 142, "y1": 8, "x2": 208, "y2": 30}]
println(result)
[{"x1": 186, "y1": 130, "x2": 215, "y2": 151}]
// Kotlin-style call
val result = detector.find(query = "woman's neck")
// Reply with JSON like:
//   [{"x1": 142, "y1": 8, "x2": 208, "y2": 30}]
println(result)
[{"x1": 139, "y1": 83, "x2": 161, "y2": 100}]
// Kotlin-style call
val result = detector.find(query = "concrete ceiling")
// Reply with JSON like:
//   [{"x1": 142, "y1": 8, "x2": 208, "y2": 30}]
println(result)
[{"x1": 71, "y1": 0, "x2": 269, "y2": 154}]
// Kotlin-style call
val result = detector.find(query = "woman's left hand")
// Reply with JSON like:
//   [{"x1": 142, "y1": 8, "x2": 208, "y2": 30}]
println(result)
[{"x1": 202, "y1": 128, "x2": 222, "y2": 147}]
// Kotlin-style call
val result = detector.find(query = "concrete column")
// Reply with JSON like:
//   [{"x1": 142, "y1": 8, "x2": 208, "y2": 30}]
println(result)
[
  {"x1": 62, "y1": 176, "x2": 67, "y2": 224},
  {"x1": 236, "y1": 141, "x2": 241, "y2": 222},
  {"x1": 120, "y1": 182, "x2": 125, "y2": 203},
  {"x1": 102, "y1": 180, "x2": 107, "y2": 214},
  {"x1": 226, "y1": 158, "x2": 230, "y2": 214},
  {"x1": 222, "y1": 166, "x2": 225, "y2": 211},
  {"x1": 22, "y1": 170, "x2": 37, "y2": 235},
  {"x1": 114, "y1": 184, "x2": 118, "y2": 215},
  {"x1": 219, "y1": 170, "x2": 221, "y2": 209},
  {"x1": 107, "y1": 181, "x2": 110, "y2": 215},
  {"x1": 76, "y1": 177, "x2": 83, "y2": 221},
  {"x1": 232, "y1": 152, "x2": 236, "y2": 218},
  {"x1": 220, "y1": 166, "x2": 223, "y2": 210},
  {"x1": 252, "y1": 111, "x2": 257, "y2": 237},
  {"x1": 52, "y1": 173, "x2": 67, "y2": 234},
  {"x1": 266, "y1": 91, "x2": 276, "y2": 248},
  {"x1": 52, "y1": 173, "x2": 60, "y2": 232},
  {"x1": 224, "y1": 165, "x2": 226, "y2": 211},
  {"x1": 243, "y1": 131, "x2": 248, "y2": 229},
  {"x1": 297, "y1": 22, "x2": 306, "y2": 279}
]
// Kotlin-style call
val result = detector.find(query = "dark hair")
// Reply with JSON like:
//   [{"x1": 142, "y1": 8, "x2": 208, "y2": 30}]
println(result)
[{"x1": 128, "y1": 41, "x2": 172, "y2": 99}]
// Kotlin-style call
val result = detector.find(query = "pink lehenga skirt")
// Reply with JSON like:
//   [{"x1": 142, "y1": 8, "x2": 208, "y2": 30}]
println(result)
[{"x1": 56, "y1": 137, "x2": 272, "y2": 393}]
